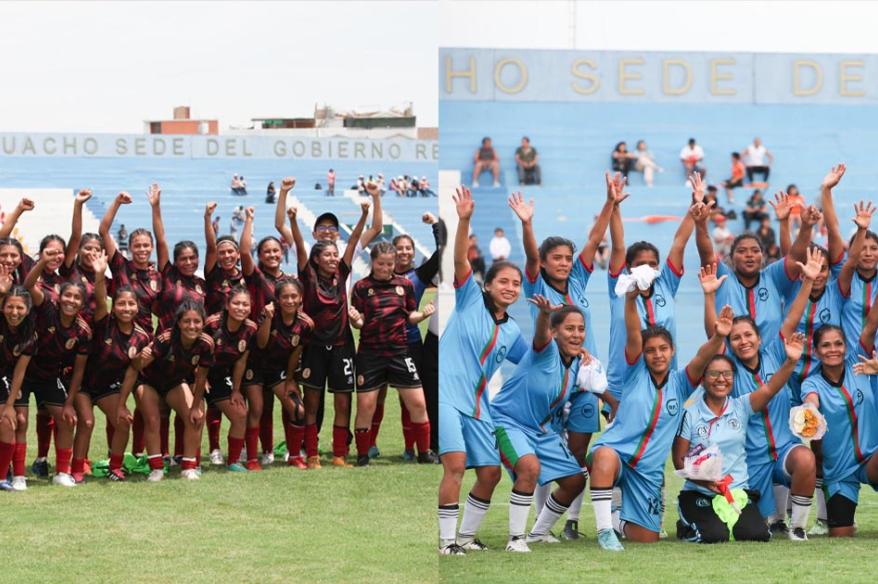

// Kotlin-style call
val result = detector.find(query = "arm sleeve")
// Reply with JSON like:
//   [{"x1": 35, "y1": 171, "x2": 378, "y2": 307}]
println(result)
[
  {"x1": 351, "y1": 284, "x2": 365, "y2": 313},
  {"x1": 414, "y1": 250, "x2": 440, "y2": 285},
  {"x1": 506, "y1": 332, "x2": 528, "y2": 365},
  {"x1": 678, "y1": 409, "x2": 692, "y2": 440},
  {"x1": 765, "y1": 257, "x2": 796, "y2": 297},
  {"x1": 662, "y1": 258, "x2": 684, "y2": 296},
  {"x1": 453, "y1": 270, "x2": 482, "y2": 311}
]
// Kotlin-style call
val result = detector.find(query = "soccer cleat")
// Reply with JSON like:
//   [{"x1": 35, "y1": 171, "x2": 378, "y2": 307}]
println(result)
[
  {"x1": 107, "y1": 469, "x2": 126, "y2": 482},
  {"x1": 172, "y1": 455, "x2": 183, "y2": 466},
  {"x1": 788, "y1": 527, "x2": 808, "y2": 541},
  {"x1": 597, "y1": 528, "x2": 624, "y2": 551},
  {"x1": 246, "y1": 460, "x2": 263, "y2": 472},
  {"x1": 562, "y1": 520, "x2": 582, "y2": 541},
  {"x1": 526, "y1": 531, "x2": 560, "y2": 544},
  {"x1": 287, "y1": 456, "x2": 307, "y2": 470},
  {"x1": 209, "y1": 449, "x2": 225, "y2": 466},
  {"x1": 0, "y1": 480, "x2": 13, "y2": 492},
  {"x1": 769, "y1": 520, "x2": 789, "y2": 537},
  {"x1": 505, "y1": 536, "x2": 531, "y2": 553},
  {"x1": 261, "y1": 452, "x2": 275, "y2": 466},
  {"x1": 83, "y1": 459, "x2": 92, "y2": 474},
  {"x1": 181, "y1": 469, "x2": 200, "y2": 481},
  {"x1": 456, "y1": 537, "x2": 488, "y2": 551},
  {"x1": 439, "y1": 543, "x2": 466, "y2": 556},
  {"x1": 331, "y1": 456, "x2": 352, "y2": 468},
  {"x1": 402, "y1": 449, "x2": 416, "y2": 463},
  {"x1": 11, "y1": 476, "x2": 27, "y2": 491},
  {"x1": 808, "y1": 519, "x2": 828, "y2": 536},
  {"x1": 31, "y1": 457, "x2": 49, "y2": 478},
  {"x1": 52, "y1": 473, "x2": 77, "y2": 487},
  {"x1": 306, "y1": 456, "x2": 321, "y2": 470},
  {"x1": 356, "y1": 455, "x2": 370, "y2": 467},
  {"x1": 417, "y1": 450, "x2": 439, "y2": 464},
  {"x1": 658, "y1": 528, "x2": 668, "y2": 539},
  {"x1": 368, "y1": 445, "x2": 380, "y2": 459},
  {"x1": 147, "y1": 469, "x2": 165, "y2": 482},
  {"x1": 227, "y1": 462, "x2": 248, "y2": 473},
  {"x1": 71, "y1": 472, "x2": 85, "y2": 484}
]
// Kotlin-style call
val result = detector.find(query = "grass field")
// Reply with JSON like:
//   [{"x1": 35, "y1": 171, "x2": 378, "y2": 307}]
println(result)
[{"x1": 439, "y1": 462, "x2": 878, "y2": 583}]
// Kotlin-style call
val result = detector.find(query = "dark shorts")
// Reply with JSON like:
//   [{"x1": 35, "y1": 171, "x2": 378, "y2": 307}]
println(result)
[
  {"x1": 242, "y1": 365, "x2": 264, "y2": 387},
  {"x1": 298, "y1": 343, "x2": 355, "y2": 393},
  {"x1": 676, "y1": 489, "x2": 769, "y2": 543},
  {"x1": 0, "y1": 377, "x2": 24, "y2": 407},
  {"x1": 355, "y1": 351, "x2": 421, "y2": 393},
  {"x1": 21, "y1": 376, "x2": 69, "y2": 408},
  {"x1": 138, "y1": 376, "x2": 188, "y2": 397},
  {"x1": 723, "y1": 177, "x2": 743, "y2": 189},
  {"x1": 206, "y1": 373, "x2": 233, "y2": 405},
  {"x1": 82, "y1": 380, "x2": 122, "y2": 403},
  {"x1": 262, "y1": 368, "x2": 289, "y2": 390}
]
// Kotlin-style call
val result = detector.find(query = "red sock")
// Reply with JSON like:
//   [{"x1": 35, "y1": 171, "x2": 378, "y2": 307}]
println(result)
[
  {"x1": 401, "y1": 402, "x2": 415, "y2": 451},
  {"x1": 370, "y1": 402, "x2": 385, "y2": 448},
  {"x1": 227, "y1": 435, "x2": 244, "y2": 465},
  {"x1": 195, "y1": 448, "x2": 202, "y2": 467},
  {"x1": 12, "y1": 442, "x2": 27, "y2": 476},
  {"x1": 332, "y1": 425, "x2": 349, "y2": 458},
  {"x1": 245, "y1": 427, "x2": 259, "y2": 462},
  {"x1": 305, "y1": 424, "x2": 319, "y2": 457},
  {"x1": 355, "y1": 428, "x2": 371, "y2": 457},
  {"x1": 36, "y1": 411, "x2": 53, "y2": 458},
  {"x1": 147, "y1": 454, "x2": 163, "y2": 471},
  {"x1": 0, "y1": 441, "x2": 14, "y2": 475},
  {"x1": 132, "y1": 409, "x2": 145, "y2": 454},
  {"x1": 260, "y1": 397, "x2": 274, "y2": 453},
  {"x1": 413, "y1": 421, "x2": 431, "y2": 454},
  {"x1": 173, "y1": 415, "x2": 184, "y2": 457},
  {"x1": 55, "y1": 447, "x2": 73, "y2": 474},
  {"x1": 181, "y1": 457, "x2": 197, "y2": 470},
  {"x1": 105, "y1": 418, "x2": 115, "y2": 449},
  {"x1": 285, "y1": 422, "x2": 304, "y2": 458},
  {"x1": 207, "y1": 405, "x2": 222, "y2": 451},
  {"x1": 109, "y1": 453, "x2": 124, "y2": 472},
  {"x1": 71, "y1": 457, "x2": 86, "y2": 475},
  {"x1": 160, "y1": 415, "x2": 170, "y2": 456}
]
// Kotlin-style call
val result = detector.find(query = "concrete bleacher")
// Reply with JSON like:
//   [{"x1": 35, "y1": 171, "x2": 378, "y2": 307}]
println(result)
[{"x1": 441, "y1": 100, "x2": 878, "y2": 361}]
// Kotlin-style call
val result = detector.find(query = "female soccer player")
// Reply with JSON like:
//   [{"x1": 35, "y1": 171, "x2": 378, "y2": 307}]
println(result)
[
  {"x1": 673, "y1": 334, "x2": 803, "y2": 544},
  {"x1": 438, "y1": 186, "x2": 528, "y2": 556},
  {"x1": 254, "y1": 278, "x2": 313, "y2": 469},
  {"x1": 491, "y1": 298, "x2": 590, "y2": 553},
  {"x1": 587, "y1": 290, "x2": 733, "y2": 551},
  {"x1": 123, "y1": 300, "x2": 213, "y2": 481},
  {"x1": 701, "y1": 248, "x2": 822, "y2": 538},
  {"x1": 73, "y1": 252, "x2": 152, "y2": 482},
  {"x1": 0, "y1": 198, "x2": 38, "y2": 283},
  {"x1": 349, "y1": 242, "x2": 435, "y2": 466}
]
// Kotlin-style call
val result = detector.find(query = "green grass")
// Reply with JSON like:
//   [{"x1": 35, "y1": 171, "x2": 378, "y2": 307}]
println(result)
[{"x1": 439, "y1": 462, "x2": 878, "y2": 583}]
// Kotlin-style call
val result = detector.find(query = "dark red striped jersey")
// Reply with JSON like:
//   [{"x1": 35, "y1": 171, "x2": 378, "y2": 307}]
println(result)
[
  {"x1": 60, "y1": 262, "x2": 103, "y2": 324},
  {"x1": 156, "y1": 264, "x2": 206, "y2": 332},
  {"x1": 34, "y1": 269, "x2": 65, "y2": 306},
  {"x1": 351, "y1": 274, "x2": 416, "y2": 356},
  {"x1": 141, "y1": 330, "x2": 214, "y2": 387},
  {"x1": 0, "y1": 318, "x2": 36, "y2": 377},
  {"x1": 299, "y1": 260, "x2": 352, "y2": 346},
  {"x1": 252, "y1": 312, "x2": 313, "y2": 370},
  {"x1": 84, "y1": 314, "x2": 152, "y2": 390},
  {"x1": 203, "y1": 313, "x2": 257, "y2": 372},
  {"x1": 26, "y1": 300, "x2": 92, "y2": 382},
  {"x1": 108, "y1": 250, "x2": 161, "y2": 332},
  {"x1": 205, "y1": 264, "x2": 245, "y2": 317},
  {"x1": 244, "y1": 266, "x2": 286, "y2": 322}
]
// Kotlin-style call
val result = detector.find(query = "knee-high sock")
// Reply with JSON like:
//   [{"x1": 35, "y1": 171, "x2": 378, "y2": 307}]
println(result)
[
  {"x1": 227, "y1": 435, "x2": 244, "y2": 465},
  {"x1": 400, "y1": 401, "x2": 414, "y2": 450},
  {"x1": 355, "y1": 428, "x2": 371, "y2": 458},
  {"x1": 285, "y1": 421, "x2": 304, "y2": 460},
  {"x1": 245, "y1": 427, "x2": 260, "y2": 463},
  {"x1": 438, "y1": 504, "x2": 459, "y2": 547},
  {"x1": 412, "y1": 421, "x2": 431, "y2": 455},
  {"x1": 304, "y1": 424, "x2": 319, "y2": 458},
  {"x1": 591, "y1": 486, "x2": 614, "y2": 531},
  {"x1": 815, "y1": 478, "x2": 827, "y2": 521},
  {"x1": 772, "y1": 484, "x2": 789, "y2": 522},
  {"x1": 173, "y1": 415, "x2": 184, "y2": 457},
  {"x1": 530, "y1": 493, "x2": 569, "y2": 536},
  {"x1": 458, "y1": 493, "x2": 491, "y2": 540},
  {"x1": 790, "y1": 494, "x2": 813, "y2": 529},
  {"x1": 207, "y1": 405, "x2": 222, "y2": 452},
  {"x1": 55, "y1": 446, "x2": 73, "y2": 475},
  {"x1": 12, "y1": 442, "x2": 27, "y2": 477},
  {"x1": 568, "y1": 491, "x2": 585, "y2": 522},
  {"x1": 332, "y1": 425, "x2": 349, "y2": 458},
  {"x1": 370, "y1": 402, "x2": 385, "y2": 448},
  {"x1": 132, "y1": 409, "x2": 145, "y2": 455},
  {"x1": 36, "y1": 410, "x2": 54, "y2": 459},
  {"x1": 160, "y1": 415, "x2": 170, "y2": 457},
  {"x1": 534, "y1": 482, "x2": 551, "y2": 517},
  {"x1": 260, "y1": 394, "x2": 274, "y2": 453},
  {"x1": 0, "y1": 441, "x2": 14, "y2": 477},
  {"x1": 508, "y1": 489, "x2": 534, "y2": 538}
]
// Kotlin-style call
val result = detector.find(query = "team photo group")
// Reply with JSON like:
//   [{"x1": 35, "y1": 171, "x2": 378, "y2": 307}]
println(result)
[{"x1": 438, "y1": 165, "x2": 878, "y2": 554}]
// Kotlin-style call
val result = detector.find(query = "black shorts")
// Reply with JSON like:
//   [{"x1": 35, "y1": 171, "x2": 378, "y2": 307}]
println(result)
[
  {"x1": 0, "y1": 377, "x2": 24, "y2": 407},
  {"x1": 82, "y1": 380, "x2": 122, "y2": 403},
  {"x1": 355, "y1": 351, "x2": 421, "y2": 393},
  {"x1": 206, "y1": 373, "x2": 233, "y2": 405},
  {"x1": 723, "y1": 178, "x2": 743, "y2": 189},
  {"x1": 262, "y1": 368, "x2": 289, "y2": 390},
  {"x1": 298, "y1": 343, "x2": 355, "y2": 393},
  {"x1": 242, "y1": 365, "x2": 264, "y2": 387},
  {"x1": 676, "y1": 489, "x2": 769, "y2": 543},
  {"x1": 137, "y1": 376, "x2": 187, "y2": 397},
  {"x1": 21, "y1": 376, "x2": 69, "y2": 408}
]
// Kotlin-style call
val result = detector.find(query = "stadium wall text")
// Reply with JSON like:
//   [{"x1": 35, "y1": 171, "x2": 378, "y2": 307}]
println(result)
[
  {"x1": 0, "y1": 133, "x2": 438, "y2": 161},
  {"x1": 441, "y1": 48, "x2": 878, "y2": 104}
]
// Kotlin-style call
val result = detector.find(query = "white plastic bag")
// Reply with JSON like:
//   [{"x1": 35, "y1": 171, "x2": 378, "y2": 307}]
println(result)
[
  {"x1": 789, "y1": 402, "x2": 827, "y2": 441},
  {"x1": 675, "y1": 444, "x2": 724, "y2": 481}
]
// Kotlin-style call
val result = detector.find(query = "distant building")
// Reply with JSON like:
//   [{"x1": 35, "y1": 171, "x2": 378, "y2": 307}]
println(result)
[{"x1": 145, "y1": 106, "x2": 218, "y2": 135}]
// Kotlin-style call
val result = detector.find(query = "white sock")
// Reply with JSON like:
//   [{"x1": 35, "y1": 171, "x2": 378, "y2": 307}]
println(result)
[
  {"x1": 438, "y1": 504, "x2": 459, "y2": 546},
  {"x1": 509, "y1": 490, "x2": 533, "y2": 538},
  {"x1": 591, "y1": 488, "x2": 614, "y2": 531},
  {"x1": 531, "y1": 493, "x2": 568, "y2": 536},
  {"x1": 815, "y1": 479, "x2": 827, "y2": 521},
  {"x1": 568, "y1": 492, "x2": 584, "y2": 522},
  {"x1": 772, "y1": 485, "x2": 789, "y2": 522},
  {"x1": 789, "y1": 494, "x2": 812, "y2": 529},
  {"x1": 534, "y1": 482, "x2": 551, "y2": 517},
  {"x1": 458, "y1": 493, "x2": 490, "y2": 541}
]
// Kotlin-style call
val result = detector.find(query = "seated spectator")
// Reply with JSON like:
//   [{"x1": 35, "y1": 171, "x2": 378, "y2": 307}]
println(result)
[
  {"x1": 266, "y1": 181, "x2": 277, "y2": 203},
  {"x1": 357, "y1": 175, "x2": 367, "y2": 195},
  {"x1": 611, "y1": 141, "x2": 635, "y2": 178},
  {"x1": 230, "y1": 173, "x2": 247, "y2": 196},
  {"x1": 712, "y1": 215, "x2": 734, "y2": 261},
  {"x1": 472, "y1": 136, "x2": 500, "y2": 188},
  {"x1": 705, "y1": 185, "x2": 735, "y2": 221},
  {"x1": 756, "y1": 215, "x2": 776, "y2": 251},
  {"x1": 515, "y1": 136, "x2": 541, "y2": 186},
  {"x1": 633, "y1": 139, "x2": 662, "y2": 187},
  {"x1": 326, "y1": 169, "x2": 336, "y2": 196},
  {"x1": 117, "y1": 224, "x2": 129, "y2": 258},
  {"x1": 489, "y1": 227, "x2": 511, "y2": 263},
  {"x1": 468, "y1": 234, "x2": 486, "y2": 282},
  {"x1": 390, "y1": 176, "x2": 405, "y2": 197},
  {"x1": 721, "y1": 152, "x2": 746, "y2": 203},
  {"x1": 212, "y1": 215, "x2": 220, "y2": 235},
  {"x1": 374, "y1": 173, "x2": 386, "y2": 196},
  {"x1": 742, "y1": 137, "x2": 773, "y2": 184},
  {"x1": 418, "y1": 176, "x2": 436, "y2": 197},
  {"x1": 742, "y1": 189, "x2": 769, "y2": 231},
  {"x1": 680, "y1": 138, "x2": 706, "y2": 181},
  {"x1": 787, "y1": 184, "x2": 805, "y2": 232}
]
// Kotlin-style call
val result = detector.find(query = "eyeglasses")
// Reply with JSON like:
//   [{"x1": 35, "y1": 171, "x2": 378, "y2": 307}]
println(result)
[
  {"x1": 316, "y1": 226, "x2": 339, "y2": 233},
  {"x1": 705, "y1": 370, "x2": 734, "y2": 380}
]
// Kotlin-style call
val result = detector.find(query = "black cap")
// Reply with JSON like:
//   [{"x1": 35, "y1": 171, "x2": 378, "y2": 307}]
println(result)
[{"x1": 314, "y1": 212, "x2": 339, "y2": 230}]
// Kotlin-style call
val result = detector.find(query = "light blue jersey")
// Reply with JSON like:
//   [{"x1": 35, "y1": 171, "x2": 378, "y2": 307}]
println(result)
[
  {"x1": 679, "y1": 394, "x2": 756, "y2": 496},
  {"x1": 842, "y1": 271, "x2": 878, "y2": 356},
  {"x1": 606, "y1": 259, "x2": 683, "y2": 399},
  {"x1": 492, "y1": 340, "x2": 581, "y2": 435},
  {"x1": 439, "y1": 270, "x2": 527, "y2": 423},
  {"x1": 716, "y1": 259, "x2": 796, "y2": 342}
]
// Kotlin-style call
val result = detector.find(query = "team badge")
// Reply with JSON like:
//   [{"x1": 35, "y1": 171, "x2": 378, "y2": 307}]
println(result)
[
  {"x1": 12, "y1": 344, "x2": 21, "y2": 357},
  {"x1": 192, "y1": 355, "x2": 200, "y2": 365},
  {"x1": 216, "y1": 338, "x2": 223, "y2": 346},
  {"x1": 54, "y1": 284, "x2": 61, "y2": 294},
  {"x1": 48, "y1": 326, "x2": 56, "y2": 335},
  {"x1": 696, "y1": 425, "x2": 708, "y2": 438},
  {"x1": 666, "y1": 398, "x2": 679, "y2": 416},
  {"x1": 245, "y1": 369, "x2": 254, "y2": 381},
  {"x1": 128, "y1": 346, "x2": 138, "y2": 359},
  {"x1": 81, "y1": 276, "x2": 88, "y2": 285},
  {"x1": 65, "y1": 338, "x2": 76, "y2": 350},
  {"x1": 291, "y1": 334, "x2": 300, "y2": 346},
  {"x1": 357, "y1": 375, "x2": 364, "y2": 386},
  {"x1": 238, "y1": 340, "x2": 247, "y2": 352},
  {"x1": 105, "y1": 338, "x2": 113, "y2": 345},
  {"x1": 302, "y1": 368, "x2": 311, "y2": 379},
  {"x1": 150, "y1": 280, "x2": 158, "y2": 292},
  {"x1": 728, "y1": 417, "x2": 741, "y2": 430},
  {"x1": 222, "y1": 280, "x2": 229, "y2": 289},
  {"x1": 395, "y1": 286, "x2": 404, "y2": 296},
  {"x1": 368, "y1": 288, "x2": 375, "y2": 296},
  {"x1": 757, "y1": 287, "x2": 769, "y2": 301},
  {"x1": 195, "y1": 284, "x2": 203, "y2": 294},
  {"x1": 696, "y1": 497, "x2": 711, "y2": 508}
]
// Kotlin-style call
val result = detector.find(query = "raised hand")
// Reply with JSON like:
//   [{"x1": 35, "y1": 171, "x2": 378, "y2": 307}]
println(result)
[
  {"x1": 365, "y1": 181, "x2": 380, "y2": 196},
  {"x1": 245, "y1": 206, "x2": 255, "y2": 221},
  {"x1": 17, "y1": 198, "x2": 35, "y2": 213},
  {"x1": 359, "y1": 200, "x2": 371, "y2": 214},
  {"x1": 39, "y1": 246, "x2": 63, "y2": 264},
  {"x1": 147, "y1": 183, "x2": 161, "y2": 206},
  {"x1": 281, "y1": 177, "x2": 295, "y2": 192},
  {"x1": 263, "y1": 301, "x2": 275, "y2": 321},
  {"x1": 0, "y1": 264, "x2": 13, "y2": 295},
  {"x1": 286, "y1": 206, "x2": 297, "y2": 221},
  {"x1": 769, "y1": 191, "x2": 790, "y2": 221},
  {"x1": 801, "y1": 205, "x2": 823, "y2": 227},
  {"x1": 715, "y1": 304, "x2": 734, "y2": 337},
  {"x1": 507, "y1": 192, "x2": 534, "y2": 223},
  {"x1": 698, "y1": 263, "x2": 728, "y2": 294},
  {"x1": 689, "y1": 171, "x2": 705, "y2": 203},
  {"x1": 853, "y1": 351, "x2": 878, "y2": 376},
  {"x1": 205, "y1": 202, "x2": 217, "y2": 217},
  {"x1": 116, "y1": 191, "x2": 133, "y2": 205},
  {"x1": 422, "y1": 212, "x2": 437, "y2": 225},
  {"x1": 297, "y1": 311, "x2": 314, "y2": 329},
  {"x1": 527, "y1": 294, "x2": 562, "y2": 314},
  {"x1": 853, "y1": 200, "x2": 875, "y2": 230},
  {"x1": 605, "y1": 171, "x2": 628, "y2": 205},
  {"x1": 75, "y1": 188, "x2": 93, "y2": 204},
  {"x1": 821, "y1": 164, "x2": 846, "y2": 190},
  {"x1": 689, "y1": 200, "x2": 714, "y2": 225},
  {"x1": 453, "y1": 186, "x2": 474, "y2": 220},
  {"x1": 784, "y1": 332, "x2": 806, "y2": 362},
  {"x1": 796, "y1": 246, "x2": 822, "y2": 282},
  {"x1": 91, "y1": 250, "x2": 109, "y2": 275}
]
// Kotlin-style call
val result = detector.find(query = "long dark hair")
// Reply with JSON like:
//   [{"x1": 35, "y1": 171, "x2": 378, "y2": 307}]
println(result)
[
  {"x1": 171, "y1": 299, "x2": 206, "y2": 346},
  {"x1": 482, "y1": 260, "x2": 522, "y2": 316},
  {"x1": 173, "y1": 240, "x2": 199, "y2": 263},
  {"x1": 223, "y1": 285, "x2": 251, "y2": 324},
  {"x1": 2, "y1": 285, "x2": 35, "y2": 344}
]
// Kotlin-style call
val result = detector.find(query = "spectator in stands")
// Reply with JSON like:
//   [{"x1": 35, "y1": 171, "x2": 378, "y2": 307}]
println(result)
[
  {"x1": 721, "y1": 152, "x2": 746, "y2": 203},
  {"x1": 680, "y1": 138, "x2": 706, "y2": 181},
  {"x1": 117, "y1": 224, "x2": 129, "y2": 259},
  {"x1": 756, "y1": 216, "x2": 781, "y2": 262},
  {"x1": 742, "y1": 189, "x2": 769, "y2": 231},
  {"x1": 472, "y1": 136, "x2": 500, "y2": 188},
  {"x1": 467, "y1": 234, "x2": 485, "y2": 282},
  {"x1": 515, "y1": 136, "x2": 541, "y2": 186},
  {"x1": 418, "y1": 176, "x2": 436, "y2": 197},
  {"x1": 211, "y1": 215, "x2": 220, "y2": 236},
  {"x1": 327, "y1": 169, "x2": 336, "y2": 196},
  {"x1": 266, "y1": 181, "x2": 277, "y2": 204},
  {"x1": 231, "y1": 174, "x2": 247, "y2": 196},
  {"x1": 712, "y1": 215, "x2": 734, "y2": 261},
  {"x1": 705, "y1": 185, "x2": 734, "y2": 221},
  {"x1": 489, "y1": 227, "x2": 511, "y2": 263},
  {"x1": 390, "y1": 176, "x2": 404, "y2": 197},
  {"x1": 611, "y1": 141, "x2": 635, "y2": 178},
  {"x1": 633, "y1": 139, "x2": 662, "y2": 187},
  {"x1": 357, "y1": 175, "x2": 367, "y2": 195},
  {"x1": 787, "y1": 184, "x2": 805, "y2": 232},
  {"x1": 742, "y1": 137, "x2": 773, "y2": 184},
  {"x1": 376, "y1": 173, "x2": 386, "y2": 195},
  {"x1": 405, "y1": 175, "x2": 419, "y2": 197}
]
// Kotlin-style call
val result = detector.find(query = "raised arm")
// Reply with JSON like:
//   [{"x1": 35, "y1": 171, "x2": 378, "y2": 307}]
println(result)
[
  {"x1": 240, "y1": 206, "x2": 256, "y2": 276},
  {"x1": 668, "y1": 173, "x2": 703, "y2": 269},
  {"x1": 203, "y1": 202, "x2": 218, "y2": 273},
  {"x1": 749, "y1": 333, "x2": 804, "y2": 411},
  {"x1": 148, "y1": 183, "x2": 169, "y2": 270},
  {"x1": 274, "y1": 177, "x2": 295, "y2": 246},
  {"x1": 413, "y1": 213, "x2": 443, "y2": 284},
  {"x1": 583, "y1": 172, "x2": 628, "y2": 267},
  {"x1": 781, "y1": 247, "x2": 822, "y2": 338},
  {"x1": 92, "y1": 251, "x2": 110, "y2": 322},
  {"x1": 528, "y1": 295, "x2": 560, "y2": 350},
  {"x1": 257, "y1": 303, "x2": 274, "y2": 349},
  {"x1": 507, "y1": 192, "x2": 539, "y2": 278},
  {"x1": 839, "y1": 201, "x2": 875, "y2": 296},
  {"x1": 452, "y1": 186, "x2": 475, "y2": 282},
  {"x1": 608, "y1": 204, "x2": 626, "y2": 274},
  {"x1": 769, "y1": 191, "x2": 792, "y2": 257},
  {"x1": 342, "y1": 201, "x2": 370, "y2": 267},
  {"x1": 0, "y1": 198, "x2": 34, "y2": 239},
  {"x1": 99, "y1": 192, "x2": 132, "y2": 261},
  {"x1": 360, "y1": 182, "x2": 384, "y2": 247},
  {"x1": 66, "y1": 189, "x2": 92, "y2": 268},
  {"x1": 786, "y1": 206, "x2": 822, "y2": 279},
  {"x1": 820, "y1": 164, "x2": 847, "y2": 263},
  {"x1": 23, "y1": 250, "x2": 58, "y2": 306},
  {"x1": 698, "y1": 263, "x2": 726, "y2": 338},
  {"x1": 687, "y1": 305, "x2": 733, "y2": 379},
  {"x1": 692, "y1": 201, "x2": 715, "y2": 267},
  {"x1": 860, "y1": 293, "x2": 878, "y2": 353},
  {"x1": 286, "y1": 207, "x2": 308, "y2": 272},
  {"x1": 624, "y1": 291, "x2": 643, "y2": 361}
]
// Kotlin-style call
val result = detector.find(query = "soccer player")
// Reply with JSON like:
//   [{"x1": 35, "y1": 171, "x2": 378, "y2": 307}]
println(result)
[
  {"x1": 491, "y1": 298, "x2": 590, "y2": 552},
  {"x1": 286, "y1": 198, "x2": 370, "y2": 468},
  {"x1": 203, "y1": 286, "x2": 257, "y2": 472},
  {"x1": 0, "y1": 198, "x2": 38, "y2": 284},
  {"x1": 673, "y1": 334, "x2": 803, "y2": 544},
  {"x1": 74, "y1": 251, "x2": 152, "y2": 482},
  {"x1": 587, "y1": 291, "x2": 733, "y2": 551},
  {"x1": 438, "y1": 186, "x2": 527, "y2": 555},
  {"x1": 349, "y1": 242, "x2": 436, "y2": 466},
  {"x1": 125, "y1": 300, "x2": 213, "y2": 481},
  {"x1": 507, "y1": 172, "x2": 627, "y2": 539}
]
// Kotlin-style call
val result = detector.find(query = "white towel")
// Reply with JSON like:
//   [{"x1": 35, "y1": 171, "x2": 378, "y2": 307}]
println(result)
[
  {"x1": 614, "y1": 264, "x2": 660, "y2": 296},
  {"x1": 576, "y1": 358, "x2": 608, "y2": 395}
]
